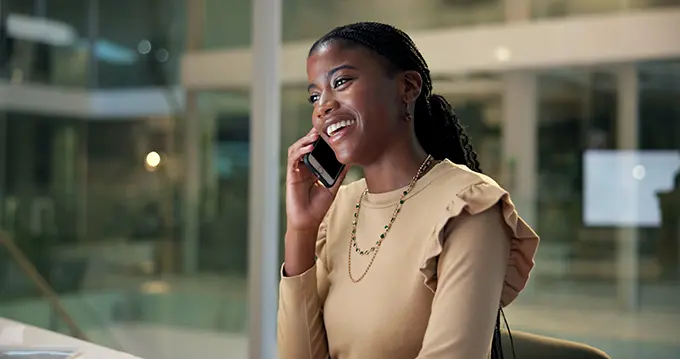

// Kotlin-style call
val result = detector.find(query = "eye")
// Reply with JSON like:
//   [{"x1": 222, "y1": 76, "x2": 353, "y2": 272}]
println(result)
[
  {"x1": 308, "y1": 93, "x2": 320, "y2": 104},
  {"x1": 333, "y1": 77, "x2": 352, "y2": 89}
]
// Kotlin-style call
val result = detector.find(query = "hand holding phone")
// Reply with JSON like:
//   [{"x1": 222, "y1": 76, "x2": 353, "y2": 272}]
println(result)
[
  {"x1": 285, "y1": 129, "x2": 348, "y2": 233},
  {"x1": 303, "y1": 137, "x2": 346, "y2": 188}
]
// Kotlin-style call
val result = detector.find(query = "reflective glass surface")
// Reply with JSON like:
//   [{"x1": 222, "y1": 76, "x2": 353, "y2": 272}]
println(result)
[{"x1": 532, "y1": 0, "x2": 680, "y2": 18}]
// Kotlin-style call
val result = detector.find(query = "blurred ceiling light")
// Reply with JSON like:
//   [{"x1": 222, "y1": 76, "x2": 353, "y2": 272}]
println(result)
[
  {"x1": 155, "y1": 48, "x2": 169, "y2": 63},
  {"x1": 71, "y1": 39, "x2": 138, "y2": 65},
  {"x1": 6, "y1": 13, "x2": 76, "y2": 46},
  {"x1": 632, "y1": 165, "x2": 646, "y2": 180},
  {"x1": 137, "y1": 39, "x2": 152, "y2": 55},
  {"x1": 94, "y1": 39, "x2": 138, "y2": 64},
  {"x1": 145, "y1": 151, "x2": 161, "y2": 169},
  {"x1": 7, "y1": 13, "x2": 137, "y2": 65},
  {"x1": 494, "y1": 46, "x2": 511, "y2": 62}
]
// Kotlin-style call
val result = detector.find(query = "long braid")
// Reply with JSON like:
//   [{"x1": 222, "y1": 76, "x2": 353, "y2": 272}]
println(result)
[
  {"x1": 310, "y1": 22, "x2": 511, "y2": 358},
  {"x1": 429, "y1": 94, "x2": 482, "y2": 172}
]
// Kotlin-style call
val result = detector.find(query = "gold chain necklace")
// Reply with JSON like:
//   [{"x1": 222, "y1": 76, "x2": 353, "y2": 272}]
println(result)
[{"x1": 348, "y1": 155, "x2": 434, "y2": 283}]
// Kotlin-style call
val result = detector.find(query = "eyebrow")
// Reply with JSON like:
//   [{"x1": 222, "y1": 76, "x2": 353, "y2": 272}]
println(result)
[{"x1": 307, "y1": 64, "x2": 358, "y2": 92}]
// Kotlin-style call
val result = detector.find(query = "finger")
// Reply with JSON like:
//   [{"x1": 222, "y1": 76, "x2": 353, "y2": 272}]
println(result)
[
  {"x1": 287, "y1": 133, "x2": 318, "y2": 169},
  {"x1": 288, "y1": 129, "x2": 318, "y2": 151},
  {"x1": 303, "y1": 128, "x2": 319, "y2": 142},
  {"x1": 294, "y1": 131, "x2": 318, "y2": 153},
  {"x1": 287, "y1": 144, "x2": 315, "y2": 174},
  {"x1": 287, "y1": 135, "x2": 317, "y2": 159}
]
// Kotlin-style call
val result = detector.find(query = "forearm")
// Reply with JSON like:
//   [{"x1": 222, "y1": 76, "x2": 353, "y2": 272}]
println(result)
[
  {"x1": 277, "y1": 265, "x2": 330, "y2": 359},
  {"x1": 417, "y1": 207, "x2": 510, "y2": 359},
  {"x1": 279, "y1": 225, "x2": 330, "y2": 359}
]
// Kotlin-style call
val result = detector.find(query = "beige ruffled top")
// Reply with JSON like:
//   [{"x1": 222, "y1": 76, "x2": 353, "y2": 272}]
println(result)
[{"x1": 278, "y1": 160, "x2": 539, "y2": 359}]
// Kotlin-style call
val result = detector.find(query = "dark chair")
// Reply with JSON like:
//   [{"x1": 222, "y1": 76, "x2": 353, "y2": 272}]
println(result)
[{"x1": 502, "y1": 330, "x2": 611, "y2": 359}]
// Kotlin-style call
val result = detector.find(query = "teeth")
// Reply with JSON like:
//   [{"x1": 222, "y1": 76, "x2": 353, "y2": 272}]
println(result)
[{"x1": 326, "y1": 119, "x2": 356, "y2": 136}]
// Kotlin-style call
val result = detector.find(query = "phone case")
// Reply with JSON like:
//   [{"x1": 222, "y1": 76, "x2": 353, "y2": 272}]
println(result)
[{"x1": 303, "y1": 153, "x2": 343, "y2": 188}]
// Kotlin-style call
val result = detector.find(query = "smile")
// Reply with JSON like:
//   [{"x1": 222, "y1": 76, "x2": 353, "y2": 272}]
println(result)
[{"x1": 326, "y1": 119, "x2": 356, "y2": 137}]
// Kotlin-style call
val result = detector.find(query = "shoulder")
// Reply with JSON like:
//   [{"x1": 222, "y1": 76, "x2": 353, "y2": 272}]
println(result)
[
  {"x1": 420, "y1": 160, "x2": 507, "y2": 215},
  {"x1": 418, "y1": 160, "x2": 540, "y2": 307}
]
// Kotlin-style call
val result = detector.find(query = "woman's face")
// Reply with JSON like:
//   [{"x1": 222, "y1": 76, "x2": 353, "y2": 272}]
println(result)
[{"x1": 306, "y1": 41, "x2": 407, "y2": 165}]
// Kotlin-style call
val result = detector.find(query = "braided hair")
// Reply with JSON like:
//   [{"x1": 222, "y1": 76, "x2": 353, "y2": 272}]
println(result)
[
  {"x1": 309, "y1": 22, "x2": 482, "y2": 173},
  {"x1": 310, "y1": 22, "x2": 516, "y2": 359}
]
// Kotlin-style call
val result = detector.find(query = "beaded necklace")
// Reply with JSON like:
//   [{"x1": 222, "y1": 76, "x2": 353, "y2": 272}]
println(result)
[{"x1": 348, "y1": 154, "x2": 434, "y2": 283}]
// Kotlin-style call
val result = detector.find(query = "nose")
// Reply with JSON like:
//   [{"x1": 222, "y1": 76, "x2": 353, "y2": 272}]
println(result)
[{"x1": 316, "y1": 98, "x2": 340, "y2": 118}]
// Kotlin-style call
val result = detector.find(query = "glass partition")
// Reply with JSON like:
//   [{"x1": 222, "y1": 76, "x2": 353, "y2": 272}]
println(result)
[
  {"x1": 194, "y1": 91, "x2": 251, "y2": 278},
  {"x1": 637, "y1": 59, "x2": 680, "y2": 287},
  {"x1": 534, "y1": 68, "x2": 620, "y2": 304},
  {"x1": 2, "y1": 0, "x2": 90, "y2": 87},
  {"x1": 508, "y1": 65, "x2": 680, "y2": 358},
  {"x1": 532, "y1": 0, "x2": 680, "y2": 18},
  {"x1": 1, "y1": 0, "x2": 185, "y2": 88},
  {"x1": 202, "y1": 0, "x2": 504, "y2": 50},
  {"x1": 435, "y1": 77, "x2": 503, "y2": 179},
  {"x1": 0, "y1": 110, "x2": 189, "y2": 354},
  {"x1": 95, "y1": 0, "x2": 185, "y2": 88}
]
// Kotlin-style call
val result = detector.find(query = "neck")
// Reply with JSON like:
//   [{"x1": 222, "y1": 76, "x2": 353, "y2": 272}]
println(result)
[{"x1": 362, "y1": 142, "x2": 429, "y2": 194}]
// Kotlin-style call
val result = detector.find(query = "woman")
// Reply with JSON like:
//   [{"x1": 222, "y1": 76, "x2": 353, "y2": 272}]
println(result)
[{"x1": 279, "y1": 22, "x2": 540, "y2": 359}]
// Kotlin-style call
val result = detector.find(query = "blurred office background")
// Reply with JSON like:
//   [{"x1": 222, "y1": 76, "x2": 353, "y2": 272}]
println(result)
[{"x1": 0, "y1": 0, "x2": 679, "y2": 358}]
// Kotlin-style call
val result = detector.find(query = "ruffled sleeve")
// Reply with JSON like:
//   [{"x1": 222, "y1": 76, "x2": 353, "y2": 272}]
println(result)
[{"x1": 419, "y1": 180, "x2": 539, "y2": 307}]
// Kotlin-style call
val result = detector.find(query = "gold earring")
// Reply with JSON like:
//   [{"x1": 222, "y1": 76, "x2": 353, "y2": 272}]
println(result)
[{"x1": 404, "y1": 103, "x2": 412, "y2": 122}]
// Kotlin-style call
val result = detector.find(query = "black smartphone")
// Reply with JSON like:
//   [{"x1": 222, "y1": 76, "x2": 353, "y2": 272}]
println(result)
[{"x1": 303, "y1": 137, "x2": 346, "y2": 188}]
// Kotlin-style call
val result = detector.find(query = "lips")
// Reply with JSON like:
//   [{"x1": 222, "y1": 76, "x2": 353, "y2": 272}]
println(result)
[{"x1": 326, "y1": 119, "x2": 356, "y2": 137}]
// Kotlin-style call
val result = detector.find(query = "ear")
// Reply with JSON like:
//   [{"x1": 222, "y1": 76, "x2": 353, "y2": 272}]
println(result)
[{"x1": 401, "y1": 70, "x2": 422, "y2": 104}]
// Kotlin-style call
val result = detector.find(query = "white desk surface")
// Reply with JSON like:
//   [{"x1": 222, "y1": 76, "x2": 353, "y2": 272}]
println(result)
[{"x1": 0, "y1": 317, "x2": 142, "y2": 359}]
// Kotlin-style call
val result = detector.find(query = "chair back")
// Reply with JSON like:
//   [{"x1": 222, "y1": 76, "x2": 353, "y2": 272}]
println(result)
[{"x1": 501, "y1": 330, "x2": 610, "y2": 359}]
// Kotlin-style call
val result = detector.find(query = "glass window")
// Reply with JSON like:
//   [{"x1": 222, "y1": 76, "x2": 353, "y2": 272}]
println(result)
[
  {"x1": 0, "y1": 111, "x2": 191, "y2": 350},
  {"x1": 2, "y1": 0, "x2": 90, "y2": 86},
  {"x1": 638, "y1": 60, "x2": 680, "y2": 285},
  {"x1": 0, "y1": 113, "x2": 82, "y2": 242},
  {"x1": 202, "y1": 0, "x2": 504, "y2": 49},
  {"x1": 202, "y1": 0, "x2": 251, "y2": 49},
  {"x1": 524, "y1": 66, "x2": 680, "y2": 357},
  {"x1": 535, "y1": 68, "x2": 619, "y2": 300},
  {"x1": 1, "y1": 0, "x2": 185, "y2": 88},
  {"x1": 195, "y1": 91, "x2": 251, "y2": 278},
  {"x1": 436, "y1": 77, "x2": 503, "y2": 179},
  {"x1": 532, "y1": 0, "x2": 680, "y2": 19},
  {"x1": 95, "y1": 0, "x2": 186, "y2": 88},
  {"x1": 0, "y1": 112, "x2": 85, "y2": 328}
]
